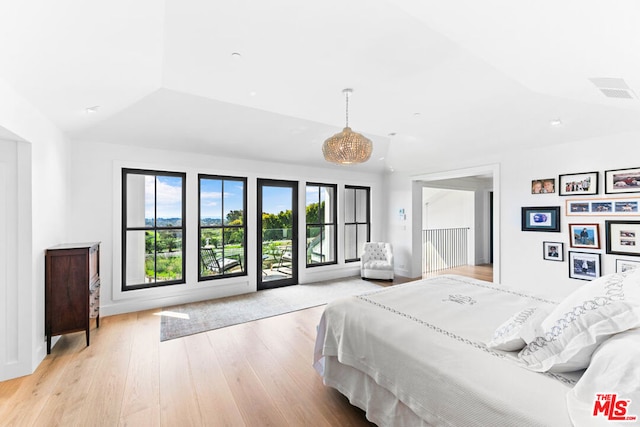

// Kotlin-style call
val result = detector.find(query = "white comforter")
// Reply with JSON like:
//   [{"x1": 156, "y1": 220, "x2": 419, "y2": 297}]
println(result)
[{"x1": 314, "y1": 275, "x2": 582, "y2": 426}]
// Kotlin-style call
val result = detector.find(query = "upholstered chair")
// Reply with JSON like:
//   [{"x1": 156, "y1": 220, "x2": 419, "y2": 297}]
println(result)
[{"x1": 360, "y1": 242, "x2": 394, "y2": 280}]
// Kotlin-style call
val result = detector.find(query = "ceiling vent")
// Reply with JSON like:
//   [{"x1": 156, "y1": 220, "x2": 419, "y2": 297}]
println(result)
[{"x1": 589, "y1": 77, "x2": 637, "y2": 99}]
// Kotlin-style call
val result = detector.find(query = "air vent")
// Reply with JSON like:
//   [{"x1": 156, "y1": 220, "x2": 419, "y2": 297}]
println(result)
[
  {"x1": 599, "y1": 88, "x2": 634, "y2": 99},
  {"x1": 589, "y1": 77, "x2": 637, "y2": 99}
]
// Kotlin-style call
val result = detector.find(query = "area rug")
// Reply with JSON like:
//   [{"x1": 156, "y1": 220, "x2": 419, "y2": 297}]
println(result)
[{"x1": 160, "y1": 277, "x2": 382, "y2": 341}]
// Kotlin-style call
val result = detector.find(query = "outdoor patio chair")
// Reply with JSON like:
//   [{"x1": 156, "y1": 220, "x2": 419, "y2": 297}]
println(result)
[
  {"x1": 201, "y1": 247, "x2": 243, "y2": 274},
  {"x1": 276, "y1": 245, "x2": 293, "y2": 271}
]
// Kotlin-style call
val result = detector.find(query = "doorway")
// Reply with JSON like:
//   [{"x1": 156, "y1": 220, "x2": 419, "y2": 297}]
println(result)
[
  {"x1": 414, "y1": 164, "x2": 500, "y2": 283},
  {"x1": 257, "y1": 179, "x2": 298, "y2": 290}
]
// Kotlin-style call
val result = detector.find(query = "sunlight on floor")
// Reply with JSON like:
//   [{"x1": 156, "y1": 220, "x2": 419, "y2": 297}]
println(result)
[{"x1": 154, "y1": 310, "x2": 190, "y2": 319}]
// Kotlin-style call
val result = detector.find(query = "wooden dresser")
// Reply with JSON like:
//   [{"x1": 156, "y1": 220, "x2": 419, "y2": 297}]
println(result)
[{"x1": 45, "y1": 242, "x2": 100, "y2": 354}]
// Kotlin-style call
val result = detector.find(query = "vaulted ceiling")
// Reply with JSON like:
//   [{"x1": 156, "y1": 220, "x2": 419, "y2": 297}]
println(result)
[{"x1": 1, "y1": 0, "x2": 639, "y2": 173}]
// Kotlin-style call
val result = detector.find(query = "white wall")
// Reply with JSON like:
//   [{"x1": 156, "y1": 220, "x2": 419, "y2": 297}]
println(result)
[
  {"x1": 68, "y1": 140, "x2": 384, "y2": 316},
  {"x1": 0, "y1": 76, "x2": 70, "y2": 381},
  {"x1": 423, "y1": 188, "x2": 474, "y2": 229},
  {"x1": 388, "y1": 131, "x2": 640, "y2": 300}
]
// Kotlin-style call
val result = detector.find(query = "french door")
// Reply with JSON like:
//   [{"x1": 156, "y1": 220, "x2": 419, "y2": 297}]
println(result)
[{"x1": 257, "y1": 179, "x2": 298, "y2": 290}]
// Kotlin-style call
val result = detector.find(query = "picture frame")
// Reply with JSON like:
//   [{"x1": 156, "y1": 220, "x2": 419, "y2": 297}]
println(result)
[
  {"x1": 615, "y1": 258, "x2": 640, "y2": 273},
  {"x1": 568, "y1": 251, "x2": 601, "y2": 281},
  {"x1": 531, "y1": 178, "x2": 556, "y2": 194},
  {"x1": 605, "y1": 220, "x2": 640, "y2": 256},
  {"x1": 568, "y1": 223, "x2": 600, "y2": 249},
  {"x1": 558, "y1": 171, "x2": 598, "y2": 196},
  {"x1": 565, "y1": 197, "x2": 640, "y2": 216},
  {"x1": 605, "y1": 167, "x2": 640, "y2": 194},
  {"x1": 521, "y1": 206, "x2": 561, "y2": 232},
  {"x1": 543, "y1": 241, "x2": 564, "y2": 261}
]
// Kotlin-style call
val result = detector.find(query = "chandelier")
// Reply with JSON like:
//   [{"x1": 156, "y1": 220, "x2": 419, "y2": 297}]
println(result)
[{"x1": 322, "y1": 88, "x2": 372, "y2": 165}]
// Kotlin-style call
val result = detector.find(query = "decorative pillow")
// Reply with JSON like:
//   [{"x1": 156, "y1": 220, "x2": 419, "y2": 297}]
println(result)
[
  {"x1": 566, "y1": 328, "x2": 640, "y2": 426},
  {"x1": 487, "y1": 306, "x2": 551, "y2": 351},
  {"x1": 518, "y1": 269, "x2": 640, "y2": 372}
]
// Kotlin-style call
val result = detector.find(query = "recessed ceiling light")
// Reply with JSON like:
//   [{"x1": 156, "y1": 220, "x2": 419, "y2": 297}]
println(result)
[
  {"x1": 550, "y1": 118, "x2": 563, "y2": 127},
  {"x1": 86, "y1": 106, "x2": 100, "y2": 114},
  {"x1": 250, "y1": 91, "x2": 257, "y2": 97},
  {"x1": 379, "y1": 157, "x2": 385, "y2": 161},
  {"x1": 413, "y1": 112, "x2": 421, "y2": 116},
  {"x1": 231, "y1": 52, "x2": 242, "y2": 59}
]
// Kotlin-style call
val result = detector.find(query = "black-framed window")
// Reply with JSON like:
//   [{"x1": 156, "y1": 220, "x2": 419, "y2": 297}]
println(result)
[
  {"x1": 122, "y1": 168, "x2": 186, "y2": 291},
  {"x1": 199, "y1": 175, "x2": 247, "y2": 280},
  {"x1": 345, "y1": 185, "x2": 370, "y2": 262},
  {"x1": 305, "y1": 183, "x2": 337, "y2": 266}
]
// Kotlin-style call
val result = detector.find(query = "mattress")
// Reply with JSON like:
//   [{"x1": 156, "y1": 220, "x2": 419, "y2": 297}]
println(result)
[{"x1": 314, "y1": 275, "x2": 582, "y2": 426}]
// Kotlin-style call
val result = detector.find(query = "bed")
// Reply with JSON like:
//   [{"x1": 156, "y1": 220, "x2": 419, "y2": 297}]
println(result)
[{"x1": 313, "y1": 273, "x2": 640, "y2": 426}]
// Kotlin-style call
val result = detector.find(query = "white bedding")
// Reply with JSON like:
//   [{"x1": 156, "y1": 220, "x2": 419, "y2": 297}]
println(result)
[{"x1": 313, "y1": 275, "x2": 583, "y2": 426}]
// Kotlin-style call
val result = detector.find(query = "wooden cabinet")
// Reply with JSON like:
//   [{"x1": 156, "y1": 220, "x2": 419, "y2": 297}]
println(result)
[{"x1": 45, "y1": 242, "x2": 100, "y2": 354}]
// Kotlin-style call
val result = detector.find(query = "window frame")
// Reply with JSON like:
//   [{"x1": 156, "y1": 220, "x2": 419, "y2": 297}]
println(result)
[
  {"x1": 344, "y1": 185, "x2": 371, "y2": 263},
  {"x1": 198, "y1": 174, "x2": 248, "y2": 281},
  {"x1": 305, "y1": 182, "x2": 338, "y2": 267},
  {"x1": 121, "y1": 168, "x2": 186, "y2": 291}
]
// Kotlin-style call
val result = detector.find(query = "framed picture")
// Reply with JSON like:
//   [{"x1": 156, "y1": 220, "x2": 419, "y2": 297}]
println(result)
[
  {"x1": 568, "y1": 223, "x2": 600, "y2": 249},
  {"x1": 558, "y1": 172, "x2": 598, "y2": 196},
  {"x1": 615, "y1": 258, "x2": 640, "y2": 273},
  {"x1": 565, "y1": 197, "x2": 640, "y2": 216},
  {"x1": 568, "y1": 251, "x2": 601, "y2": 281},
  {"x1": 521, "y1": 206, "x2": 560, "y2": 232},
  {"x1": 605, "y1": 167, "x2": 640, "y2": 194},
  {"x1": 531, "y1": 178, "x2": 556, "y2": 194},
  {"x1": 543, "y1": 241, "x2": 564, "y2": 261},
  {"x1": 606, "y1": 220, "x2": 640, "y2": 256}
]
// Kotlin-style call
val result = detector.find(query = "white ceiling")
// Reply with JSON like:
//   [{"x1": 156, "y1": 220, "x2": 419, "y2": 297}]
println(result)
[{"x1": 1, "y1": 0, "x2": 639, "y2": 174}]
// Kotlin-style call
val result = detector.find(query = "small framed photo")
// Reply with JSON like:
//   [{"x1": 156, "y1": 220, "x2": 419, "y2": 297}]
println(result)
[
  {"x1": 543, "y1": 241, "x2": 564, "y2": 261},
  {"x1": 531, "y1": 178, "x2": 556, "y2": 194},
  {"x1": 605, "y1": 167, "x2": 640, "y2": 194},
  {"x1": 568, "y1": 223, "x2": 600, "y2": 249},
  {"x1": 606, "y1": 220, "x2": 640, "y2": 256},
  {"x1": 558, "y1": 172, "x2": 598, "y2": 196},
  {"x1": 521, "y1": 206, "x2": 561, "y2": 232},
  {"x1": 615, "y1": 258, "x2": 640, "y2": 273},
  {"x1": 569, "y1": 251, "x2": 601, "y2": 281},
  {"x1": 567, "y1": 200, "x2": 590, "y2": 214}
]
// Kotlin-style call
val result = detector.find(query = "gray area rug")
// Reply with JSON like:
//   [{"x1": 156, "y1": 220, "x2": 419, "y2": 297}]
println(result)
[{"x1": 160, "y1": 277, "x2": 382, "y2": 341}]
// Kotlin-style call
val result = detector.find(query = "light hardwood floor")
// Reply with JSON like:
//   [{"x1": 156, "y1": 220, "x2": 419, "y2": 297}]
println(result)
[{"x1": 0, "y1": 265, "x2": 492, "y2": 427}]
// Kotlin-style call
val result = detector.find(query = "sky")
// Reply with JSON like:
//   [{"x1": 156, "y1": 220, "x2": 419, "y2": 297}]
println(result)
[{"x1": 144, "y1": 176, "x2": 301, "y2": 218}]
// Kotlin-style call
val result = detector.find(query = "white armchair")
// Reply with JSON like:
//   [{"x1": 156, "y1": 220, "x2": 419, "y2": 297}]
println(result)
[{"x1": 360, "y1": 242, "x2": 394, "y2": 280}]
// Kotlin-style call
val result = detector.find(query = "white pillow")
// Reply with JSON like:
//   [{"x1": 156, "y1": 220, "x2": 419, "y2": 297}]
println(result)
[
  {"x1": 566, "y1": 328, "x2": 640, "y2": 426},
  {"x1": 487, "y1": 306, "x2": 551, "y2": 351},
  {"x1": 518, "y1": 269, "x2": 640, "y2": 372}
]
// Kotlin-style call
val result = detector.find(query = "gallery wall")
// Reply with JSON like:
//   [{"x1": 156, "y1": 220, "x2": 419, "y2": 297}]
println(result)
[{"x1": 386, "y1": 129, "x2": 640, "y2": 301}]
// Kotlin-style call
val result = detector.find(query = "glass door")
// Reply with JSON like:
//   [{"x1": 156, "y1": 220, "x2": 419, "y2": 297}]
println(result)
[{"x1": 257, "y1": 179, "x2": 298, "y2": 290}]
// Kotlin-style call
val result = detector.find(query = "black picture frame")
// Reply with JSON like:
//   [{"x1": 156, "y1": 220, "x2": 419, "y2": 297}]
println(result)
[
  {"x1": 605, "y1": 167, "x2": 640, "y2": 194},
  {"x1": 568, "y1": 251, "x2": 601, "y2": 281},
  {"x1": 521, "y1": 206, "x2": 561, "y2": 232},
  {"x1": 605, "y1": 220, "x2": 640, "y2": 256},
  {"x1": 558, "y1": 171, "x2": 598, "y2": 196},
  {"x1": 543, "y1": 241, "x2": 564, "y2": 261}
]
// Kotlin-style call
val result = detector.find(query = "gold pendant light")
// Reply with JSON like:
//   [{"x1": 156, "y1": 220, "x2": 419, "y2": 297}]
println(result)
[{"x1": 322, "y1": 88, "x2": 372, "y2": 165}]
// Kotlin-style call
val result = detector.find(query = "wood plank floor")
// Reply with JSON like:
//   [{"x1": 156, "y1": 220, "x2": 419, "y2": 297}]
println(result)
[{"x1": 0, "y1": 266, "x2": 491, "y2": 427}]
